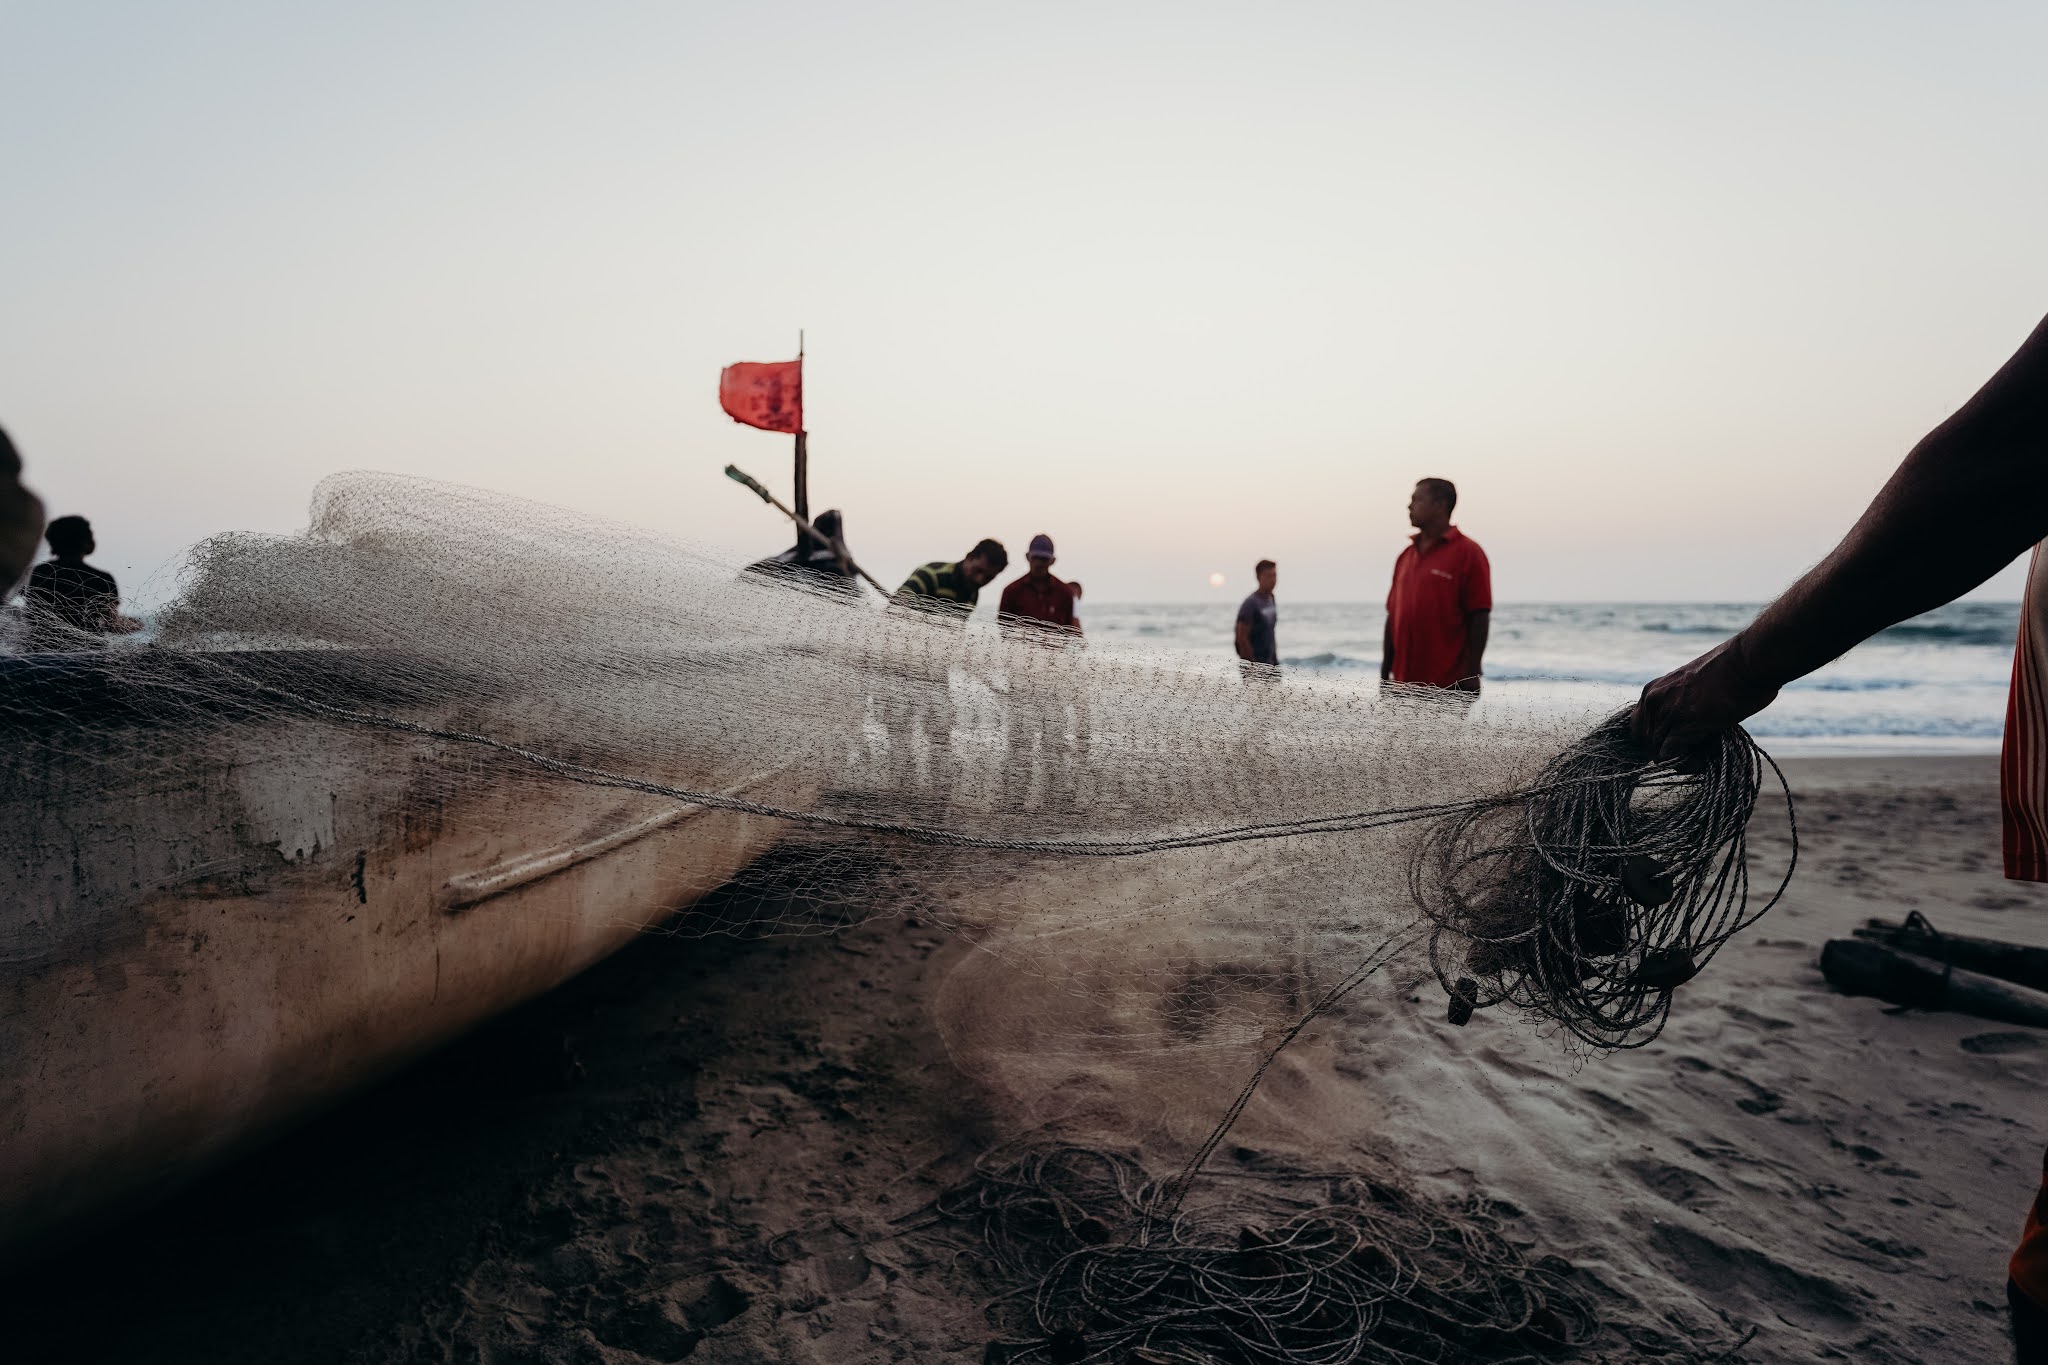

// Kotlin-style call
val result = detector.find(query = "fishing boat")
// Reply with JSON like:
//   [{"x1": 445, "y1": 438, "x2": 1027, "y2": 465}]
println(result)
[{"x1": 0, "y1": 648, "x2": 802, "y2": 1264}]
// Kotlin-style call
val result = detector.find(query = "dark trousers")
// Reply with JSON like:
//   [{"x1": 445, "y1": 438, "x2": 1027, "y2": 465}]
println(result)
[{"x1": 2014, "y1": 1279, "x2": 2048, "y2": 1364}]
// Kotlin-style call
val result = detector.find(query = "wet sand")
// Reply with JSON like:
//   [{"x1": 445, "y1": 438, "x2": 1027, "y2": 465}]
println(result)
[{"x1": 3, "y1": 755, "x2": 2044, "y2": 1362}]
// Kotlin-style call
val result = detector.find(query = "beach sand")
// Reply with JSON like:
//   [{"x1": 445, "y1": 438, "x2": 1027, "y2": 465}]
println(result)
[{"x1": 4, "y1": 754, "x2": 2044, "y2": 1363}]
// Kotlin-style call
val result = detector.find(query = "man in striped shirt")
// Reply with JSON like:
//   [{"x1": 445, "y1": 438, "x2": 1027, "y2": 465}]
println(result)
[
  {"x1": 1631, "y1": 308, "x2": 2048, "y2": 1357},
  {"x1": 895, "y1": 539, "x2": 1009, "y2": 621}
]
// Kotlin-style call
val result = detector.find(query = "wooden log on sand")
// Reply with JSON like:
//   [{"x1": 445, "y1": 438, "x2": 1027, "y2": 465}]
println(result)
[
  {"x1": 1851, "y1": 915, "x2": 2048, "y2": 993},
  {"x1": 1821, "y1": 938, "x2": 2048, "y2": 1029}
]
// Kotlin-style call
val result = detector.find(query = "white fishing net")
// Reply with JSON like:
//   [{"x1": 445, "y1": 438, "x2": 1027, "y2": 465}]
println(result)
[{"x1": 0, "y1": 473, "x2": 1791, "y2": 1358}]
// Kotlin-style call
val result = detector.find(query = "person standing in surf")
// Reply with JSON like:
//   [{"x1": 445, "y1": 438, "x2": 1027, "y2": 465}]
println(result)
[
  {"x1": 1383, "y1": 478, "x2": 1491, "y2": 695},
  {"x1": 1235, "y1": 559, "x2": 1279, "y2": 681}
]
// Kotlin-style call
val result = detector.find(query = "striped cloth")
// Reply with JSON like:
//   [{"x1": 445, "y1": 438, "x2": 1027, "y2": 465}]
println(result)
[
  {"x1": 2004, "y1": 544, "x2": 2048, "y2": 882},
  {"x1": 894, "y1": 561, "x2": 979, "y2": 620},
  {"x1": 2002, "y1": 545, "x2": 2048, "y2": 1314}
]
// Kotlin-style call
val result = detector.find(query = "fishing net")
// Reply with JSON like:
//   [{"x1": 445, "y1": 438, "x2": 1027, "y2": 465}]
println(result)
[
  {"x1": 0, "y1": 473, "x2": 1792, "y2": 1355},
  {"x1": 932, "y1": 1141, "x2": 1604, "y2": 1365}
]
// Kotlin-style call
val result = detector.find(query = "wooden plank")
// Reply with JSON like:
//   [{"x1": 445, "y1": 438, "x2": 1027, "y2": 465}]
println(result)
[
  {"x1": 441, "y1": 767, "x2": 788, "y2": 912},
  {"x1": 1851, "y1": 917, "x2": 2048, "y2": 992},
  {"x1": 1821, "y1": 938, "x2": 2048, "y2": 1029}
]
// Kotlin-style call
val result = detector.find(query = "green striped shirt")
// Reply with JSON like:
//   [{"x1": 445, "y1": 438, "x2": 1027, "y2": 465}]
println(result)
[{"x1": 895, "y1": 561, "x2": 978, "y2": 619}]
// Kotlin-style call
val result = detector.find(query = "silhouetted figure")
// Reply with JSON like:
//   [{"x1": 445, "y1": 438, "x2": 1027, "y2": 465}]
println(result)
[
  {"x1": 23, "y1": 516, "x2": 142, "y2": 651},
  {"x1": 0, "y1": 427, "x2": 45, "y2": 594},
  {"x1": 743, "y1": 508, "x2": 861, "y2": 597}
]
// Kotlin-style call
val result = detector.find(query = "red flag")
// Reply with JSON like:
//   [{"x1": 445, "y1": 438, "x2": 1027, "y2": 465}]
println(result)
[{"x1": 718, "y1": 359, "x2": 803, "y2": 434}]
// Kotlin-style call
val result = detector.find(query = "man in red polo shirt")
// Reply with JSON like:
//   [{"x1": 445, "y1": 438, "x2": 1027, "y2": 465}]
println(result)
[
  {"x1": 1382, "y1": 478, "x2": 1492, "y2": 693},
  {"x1": 998, "y1": 534, "x2": 1081, "y2": 635}
]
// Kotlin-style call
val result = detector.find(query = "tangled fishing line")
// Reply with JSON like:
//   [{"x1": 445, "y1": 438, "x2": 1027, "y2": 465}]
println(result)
[
  {"x1": 927, "y1": 1140, "x2": 1756, "y2": 1365},
  {"x1": 1417, "y1": 710, "x2": 1795, "y2": 1050}
]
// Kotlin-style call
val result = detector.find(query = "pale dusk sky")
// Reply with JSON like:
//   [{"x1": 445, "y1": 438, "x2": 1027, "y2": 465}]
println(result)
[{"x1": 4, "y1": 2, "x2": 2045, "y2": 603}]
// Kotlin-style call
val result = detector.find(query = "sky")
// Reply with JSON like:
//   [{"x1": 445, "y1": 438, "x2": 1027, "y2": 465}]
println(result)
[{"x1": 4, "y1": 1, "x2": 2046, "y2": 604}]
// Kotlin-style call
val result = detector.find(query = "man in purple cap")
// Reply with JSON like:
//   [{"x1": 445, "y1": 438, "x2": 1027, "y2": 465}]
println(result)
[{"x1": 998, "y1": 533, "x2": 1080, "y2": 635}]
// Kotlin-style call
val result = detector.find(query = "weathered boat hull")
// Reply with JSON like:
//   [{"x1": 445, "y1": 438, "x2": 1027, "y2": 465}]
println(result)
[{"x1": 0, "y1": 653, "x2": 798, "y2": 1263}]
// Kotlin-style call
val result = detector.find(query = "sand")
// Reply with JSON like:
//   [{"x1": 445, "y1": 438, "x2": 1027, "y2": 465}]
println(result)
[{"x1": 4, "y1": 754, "x2": 2044, "y2": 1363}]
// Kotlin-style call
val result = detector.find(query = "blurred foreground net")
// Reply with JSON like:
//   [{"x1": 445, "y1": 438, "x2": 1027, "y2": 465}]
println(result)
[{"x1": 2, "y1": 474, "x2": 1791, "y2": 1354}]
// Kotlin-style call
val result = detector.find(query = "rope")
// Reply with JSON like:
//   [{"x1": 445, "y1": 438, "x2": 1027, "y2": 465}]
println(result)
[
  {"x1": 1410, "y1": 713, "x2": 1796, "y2": 1050},
  {"x1": 933, "y1": 1139, "x2": 1763, "y2": 1364}
]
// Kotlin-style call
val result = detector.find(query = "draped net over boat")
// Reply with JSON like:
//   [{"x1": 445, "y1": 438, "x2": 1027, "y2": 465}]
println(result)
[{"x1": 0, "y1": 474, "x2": 1790, "y2": 1359}]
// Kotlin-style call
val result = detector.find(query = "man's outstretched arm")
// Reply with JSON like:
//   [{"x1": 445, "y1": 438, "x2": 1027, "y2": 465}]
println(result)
[{"x1": 1635, "y1": 310, "x2": 2048, "y2": 759}]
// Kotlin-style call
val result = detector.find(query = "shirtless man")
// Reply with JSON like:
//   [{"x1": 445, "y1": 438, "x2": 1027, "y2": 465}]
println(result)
[
  {"x1": 0, "y1": 427, "x2": 45, "y2": 593},
  {"x1": 1629, "y1": 310, "x2": 2048, "y2": 1358},
  {"x1": 23, "y1": 515, "x2": 144, "y2": 650}
]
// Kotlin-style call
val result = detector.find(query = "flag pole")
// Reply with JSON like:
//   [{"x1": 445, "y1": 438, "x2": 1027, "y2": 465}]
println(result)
[{"x1": 793, "y1": 329, "x2": 808, "y2": 523}]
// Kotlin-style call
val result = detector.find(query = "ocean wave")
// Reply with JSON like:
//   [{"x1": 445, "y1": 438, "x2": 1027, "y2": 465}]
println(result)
[
  {"x1": 1871, "y1": 622, "x2": 2015, "y2": 648},
  {"x1": 1782, "y1": 676, "x2": 1918, "y2": 693},
  {"x1": 1638, "y1": 618, "x2": 2013, "y2": 649},
  {"x1": 1285, "y1": 659, "x2": 1996, "y2": 697},
  {"x1": 1747, "y1": 714, "x2": 2005, "y2": 739},
  {"x1": 1482, "y1": 667, "x2": 1646, "y2": 686},
  {"x1": 1639, "y1": 621, "x2": 1741, "y2": 636}
]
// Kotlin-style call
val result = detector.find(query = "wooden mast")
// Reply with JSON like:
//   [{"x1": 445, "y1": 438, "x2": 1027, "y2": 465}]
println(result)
[{"x1": 793, "y1": 329, "x2": 808, "y2": 522}]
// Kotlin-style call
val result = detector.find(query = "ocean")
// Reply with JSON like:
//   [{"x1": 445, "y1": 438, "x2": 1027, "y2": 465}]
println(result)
[{"x1": 1077, "y1": 600, "x2": 2021, "y2": 755}]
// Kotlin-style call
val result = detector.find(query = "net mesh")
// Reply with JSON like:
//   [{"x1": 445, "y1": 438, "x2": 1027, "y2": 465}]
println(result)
[{"x1": 1, "y1": 473, "x2": 1791, "y2": 1358}]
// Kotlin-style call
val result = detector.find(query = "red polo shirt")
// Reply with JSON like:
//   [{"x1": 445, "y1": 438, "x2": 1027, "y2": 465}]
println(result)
[
  {"x1": 1386, "y1": 526, "x2": 1491, "y2": 687},
  {"x1": 998, "y1": 571, "x2": 1078, "y2": 631}
]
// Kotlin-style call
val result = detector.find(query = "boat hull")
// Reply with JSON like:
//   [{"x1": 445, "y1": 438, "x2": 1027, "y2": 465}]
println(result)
[{"x1": 0, "y1": 656, "x2": 794, "y2": 1264}]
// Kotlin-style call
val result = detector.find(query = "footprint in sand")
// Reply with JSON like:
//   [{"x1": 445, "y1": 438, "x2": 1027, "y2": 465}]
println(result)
[
  {"x1": 1960, "y1": 1031, "x2": 2045, "y2": 1055},
  {"x1": 1622, "y1": 1157, "x2": 1722, "y2": 1209},
  {"x1": 1671, "y1": 1054, "x2": 1785, "y2": 1115},
  {"x1": 1648, "y1": 1221, "x2": 1862, "y2": 1331},
  {"x1": 1717, "y1": 1003, "x2": 1795, "y2": 1032}
]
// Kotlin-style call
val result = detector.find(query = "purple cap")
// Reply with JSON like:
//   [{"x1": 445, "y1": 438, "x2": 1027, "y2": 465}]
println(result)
[{"x1": 1028, "y1": 533, "x2": 1055, "y2": 558}]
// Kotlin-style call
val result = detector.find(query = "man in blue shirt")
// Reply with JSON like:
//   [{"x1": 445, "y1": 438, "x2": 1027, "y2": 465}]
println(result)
[{"x1": 1234, "y1": 559, "x2": 1278, "y2": 679}]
